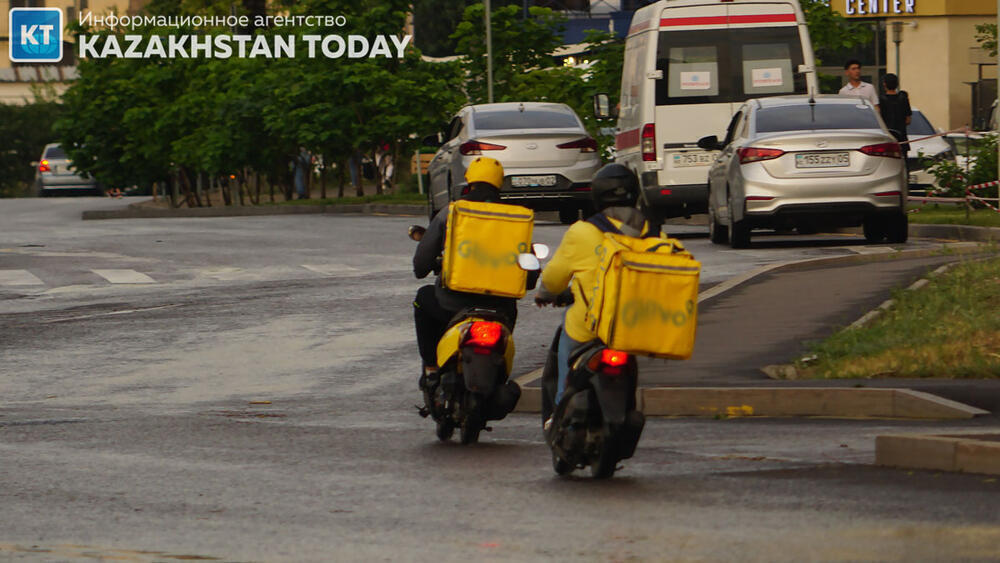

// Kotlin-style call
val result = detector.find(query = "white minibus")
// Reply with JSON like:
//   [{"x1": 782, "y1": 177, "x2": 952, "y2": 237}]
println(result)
[{"x1": 608, "y1": 0, "x2": 818, "y2": 222}]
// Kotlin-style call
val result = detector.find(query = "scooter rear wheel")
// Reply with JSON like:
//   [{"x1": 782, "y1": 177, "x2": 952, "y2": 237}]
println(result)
[
  {"x1": 552, "y1": 451, "x2": 572, "y2": 475},
  {"x1": 590, "y1": 444, "x2": 617, "y2": 479},
  {"x1": 435, "y1": 420, "x2": 454, "y2": 442}
]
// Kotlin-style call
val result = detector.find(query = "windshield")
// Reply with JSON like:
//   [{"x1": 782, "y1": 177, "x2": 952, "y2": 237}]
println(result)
[
  {"x1": 474, "y1": 109, "x2": 580, "y2": 130},
  {"x1": 43, "y1": 146, "x2": 68, "y2": 159},
  {"x1": 756, "y1": 104, "x2": 882, "y2": 132},
  {"x1": 656, "y1": 27, "x2": 807, "y2": 106},
  {"x1": 908, "y1": 111, "x2": 935, "y2": 136}
]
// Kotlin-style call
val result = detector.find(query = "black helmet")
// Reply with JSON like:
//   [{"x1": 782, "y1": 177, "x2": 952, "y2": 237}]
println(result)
[{"x1": 591, "y1": 163, "x2": 639, "y2": 210}]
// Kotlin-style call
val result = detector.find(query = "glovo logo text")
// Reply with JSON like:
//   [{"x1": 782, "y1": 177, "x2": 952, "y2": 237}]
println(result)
[
  {"x1": 621, "y1": 299, "x2": 695, "y2": 328},
  {"x1": 457, "y1": 240, "x2": 529, "y2": 269}
]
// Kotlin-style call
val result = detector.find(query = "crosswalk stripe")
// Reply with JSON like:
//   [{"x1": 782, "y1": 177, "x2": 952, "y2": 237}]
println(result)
[
  {"x1": 91, "y1": 269, "x2": 156, "y2": 284},
  {"x1": 0, "y1": 270, "x2": 44, "y2": 286},
  {"x1": 301, "y1": 264, "x2": 360, "y2": 276}
]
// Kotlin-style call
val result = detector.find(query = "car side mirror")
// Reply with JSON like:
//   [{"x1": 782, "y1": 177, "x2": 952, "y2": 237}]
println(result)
[
  {"x1": 422, "y1": 133, "x2": 443, "y2": 148},
  {"x1": 408, "y1": 225, "x2": 426, "y2": 241},
  {"x1": 697, "y1": 135, "x2": 722, "y2": 151},
  {"x1": 593, "y1": 93, "x2": 612, "y2": 120}
]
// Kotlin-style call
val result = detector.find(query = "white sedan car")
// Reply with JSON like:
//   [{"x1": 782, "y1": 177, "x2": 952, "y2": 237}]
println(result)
[
  {"x1": 424, "y1": 102, "x2": 602, "y2": 224},
  {"x1": 699, "y1": 96, "x2": 908, "y2": 248}
]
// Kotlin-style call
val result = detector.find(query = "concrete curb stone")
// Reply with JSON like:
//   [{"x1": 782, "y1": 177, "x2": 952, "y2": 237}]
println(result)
[
  {"x1": 876, "y1": 433, "x2": 1000, "y2": 475},
  {"x1": 82, "y1": 202, "x2": 428, "y2": 220}
]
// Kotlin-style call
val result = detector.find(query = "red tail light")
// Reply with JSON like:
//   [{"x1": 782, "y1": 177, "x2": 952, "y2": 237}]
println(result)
[
  {"x1": 464, "y1": 321, "x2": 503, "y2": 353},
  {"x1": 641, "y1": 123, "x2": 656, "y2": 162},
  {"x1": 459, "y1": 141, "x2": 507, "y2": 156},
  {"x1": 38, "y1": 159, "x2": 51, "y2": 172},
  {"x1": 556, "y1": 137, "x2": 598, "y2": 153},
  {"x1": 588, "y1": 348, "x2": 630, "y2": 376},
  {"x1": 859, "y1": 142, "x2": 902, "y2": 159},
  {"x1": 738, "y1": 147, "x2": 785, "y2": 164}
]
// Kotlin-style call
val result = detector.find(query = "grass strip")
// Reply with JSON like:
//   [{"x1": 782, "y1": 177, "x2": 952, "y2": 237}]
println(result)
[
  {"x1": 800, "y1": 256, "x2": 1000, "y2": 379},
  {"x1": 271, "y1": 193, "x2": 427, "y2": 206},
  {"x1": 908, "y1": 205, "x2": 1000, "y2": 228}
]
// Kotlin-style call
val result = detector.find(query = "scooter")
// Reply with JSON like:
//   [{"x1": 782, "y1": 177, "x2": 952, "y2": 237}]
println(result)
[
  {"x1": 539, "y1": 295, "x2": 646, "y2": 478},
  {"x1": 410, "y1": 224, "x2": 547, "y2": 444}
]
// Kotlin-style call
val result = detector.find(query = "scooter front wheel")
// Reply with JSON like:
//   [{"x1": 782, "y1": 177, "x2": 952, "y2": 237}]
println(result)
[{"x1": 459, "y1": 417, "x2": 481, "y2": 444}]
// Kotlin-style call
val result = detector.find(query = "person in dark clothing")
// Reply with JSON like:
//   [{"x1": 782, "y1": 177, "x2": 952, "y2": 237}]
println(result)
[
  {"x1": 412, "y1": 156, "x2": 519, "y2": 376},
  {"x1": 879, "y1": 73, "x2": 912, "y2": 152}
]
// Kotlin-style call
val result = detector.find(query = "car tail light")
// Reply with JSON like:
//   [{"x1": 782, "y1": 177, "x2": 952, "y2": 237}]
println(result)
[
  {"x1": 874, "y1": 190, "x2": 902, "y2": 197},
  {"x1": 588, "y1": 348, "x2": 630, "y2": 376},
  {"x1": 572, "y1": 185, "x2": 591, "y2": 192},
  {"x1": 556, "y1": 137, "x2": 598, "y2": 153},
  {"x1": 738, "y1": 147, "x2": 784, "y2": 164},
  {"x1": 459, "y1": 141, "x2": 507, "y2": 156},
  {"x1": 38, "y1": 159, "x2": 50, "y2": 172},
  {"x1": 641, "y1": 123, "x2": 656, "y2": 162},
  {"x1": 859, "y1": 142, "x2": 902, "y2": 159},
  {"x1": 464, "y1": 321, "x2": 504, "y2": 354}
]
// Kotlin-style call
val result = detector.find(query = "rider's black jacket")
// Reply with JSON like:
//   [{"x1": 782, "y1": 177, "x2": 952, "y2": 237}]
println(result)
[{"x1": 413, "y1": 184, "x2": 532, "y2": 317}]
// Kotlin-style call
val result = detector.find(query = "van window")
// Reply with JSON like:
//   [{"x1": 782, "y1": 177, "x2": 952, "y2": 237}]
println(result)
[
  {"x1": 474, "y1": 110, "x2": 580, "y2": 130},
  {"x1": 656, "y1": 27, "x2": 806, "y2": 106},
  {"x1": 755, "y1": 104, "x2": 882, "y2": 132}
]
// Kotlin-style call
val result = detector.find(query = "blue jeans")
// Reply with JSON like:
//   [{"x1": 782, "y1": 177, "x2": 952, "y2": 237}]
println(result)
[{"x1": 556, "y1": 322, "x2": 585, "y2": 405}]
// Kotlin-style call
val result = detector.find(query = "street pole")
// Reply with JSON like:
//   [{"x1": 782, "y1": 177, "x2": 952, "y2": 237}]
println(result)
[
  {"x1": 891, "y1": 21, "x2": 902, "y2": 78},
  {"x1": 485, "y1": 0, "x2": 494, "y2": 103}
]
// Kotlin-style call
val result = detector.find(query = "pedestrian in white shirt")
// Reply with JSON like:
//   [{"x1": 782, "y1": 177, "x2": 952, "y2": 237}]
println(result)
[{"x1": 838, "y1": 59, "x2": 879, "y2": 110}]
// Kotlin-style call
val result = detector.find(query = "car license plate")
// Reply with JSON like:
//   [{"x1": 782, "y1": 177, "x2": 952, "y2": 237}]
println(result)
[
  {"x1": 510, "y1": 175, "x2": 557, "y2": 187},
  {"x1": 795, "y1": 152, "x2": 850, "y2": 168},
  {"x1": 671, "y1": 152, "x2": 714, "y2": 168}
]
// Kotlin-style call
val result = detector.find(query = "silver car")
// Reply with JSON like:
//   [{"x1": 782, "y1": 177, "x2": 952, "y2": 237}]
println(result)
[
  {"x1": 698, "y1": 96, "x2": 907, "y2": 248},
  {"x1": 33, "y1": 143, "x2": 101, "y2": 196},
  {"x1": 905, "y1": 109, "x2": 955, "y2": 191},
  {"x1": 424, "y1": 102, "x2": 602, "y2": 224}
]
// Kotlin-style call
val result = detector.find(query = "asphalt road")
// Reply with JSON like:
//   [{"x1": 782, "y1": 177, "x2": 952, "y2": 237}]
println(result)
[{"x1": 2, "y1": 198, "x2": 998, "y2": 561}]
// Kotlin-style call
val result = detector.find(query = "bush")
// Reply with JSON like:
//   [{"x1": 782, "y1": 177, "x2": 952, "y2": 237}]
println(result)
[
  {"x1": 924, "y1": 133, "x2": 998, "y2": 200},
  {"x1": 0, "y1": 101, "x2": 64, "y2": 197}
]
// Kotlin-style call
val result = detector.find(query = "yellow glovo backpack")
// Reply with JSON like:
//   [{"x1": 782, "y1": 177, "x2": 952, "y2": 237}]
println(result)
[
  {"x1": 585, "y1": 233, "x2": 701, "y2": 359},
  {"x1": 442, "y1": 200, "x2": 534, "y2": 298}
]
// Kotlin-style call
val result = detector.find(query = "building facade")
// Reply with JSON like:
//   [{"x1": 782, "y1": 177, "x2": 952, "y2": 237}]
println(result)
[{"x1": 835, "y1": 0, "x2": 997, "y2": 130}]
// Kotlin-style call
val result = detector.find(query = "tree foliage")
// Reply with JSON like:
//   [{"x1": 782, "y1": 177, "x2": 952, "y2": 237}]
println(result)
[
  {"x1": 800, "y1": 0, "x2": 873, "y2": 63},
  {"x1": 0, "y1": 100, "x2": 64, "y2": 197},
  {"x1": 976, "y1": 23, "x2": 997, "y2": 58}
]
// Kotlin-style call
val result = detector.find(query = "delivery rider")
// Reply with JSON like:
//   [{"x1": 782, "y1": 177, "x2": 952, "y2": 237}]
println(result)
[
  {"x1": 534, "y1": 164, "x2": 652, "y2": 406},
  {"x1": 412, "y1": 157, "x2": 520, "y2": 380}
]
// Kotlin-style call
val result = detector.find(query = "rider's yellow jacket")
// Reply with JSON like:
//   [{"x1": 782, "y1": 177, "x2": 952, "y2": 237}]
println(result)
[{"x1": 539, "y1": 208, "x2": 650, "y2": 343}]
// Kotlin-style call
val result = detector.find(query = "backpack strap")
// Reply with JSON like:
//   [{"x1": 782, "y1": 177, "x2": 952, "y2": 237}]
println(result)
[{"x1": 587, "y1": 213, "x2": 624, "y2": 235}]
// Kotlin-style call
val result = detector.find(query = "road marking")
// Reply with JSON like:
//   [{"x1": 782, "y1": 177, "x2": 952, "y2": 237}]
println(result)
[
  {"x1": 302, "y1": 264, "x2": 360, "y2": 276},
  {"x1": 41, "y1": 304, "x2": 181, "y2": 324},
  {"x1": 0, "y1": 270, "x2": 44, "y2": 286},
  {"x1": 91, "y1": 269, "x2": 156, "y2": 284}
]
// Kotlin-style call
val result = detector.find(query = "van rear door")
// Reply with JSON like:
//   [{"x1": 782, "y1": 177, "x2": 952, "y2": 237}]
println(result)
[{"x1": 654, "y1": 1, "x2": 806, "y2": 189}]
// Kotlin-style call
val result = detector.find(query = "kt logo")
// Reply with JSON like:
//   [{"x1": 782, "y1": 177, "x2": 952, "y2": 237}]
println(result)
[{"x1": 9, "y1": 8, "x2": 63, "y2": 63}]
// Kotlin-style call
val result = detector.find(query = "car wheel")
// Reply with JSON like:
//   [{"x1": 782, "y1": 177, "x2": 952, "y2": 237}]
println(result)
[
  {"x1": 885, "y1": 213, "x2": 909, "y2": 244},
  {"x1": 863, "y1": 216, "x2": 887, "y2": 243},
  {"x1": 730, "y1": 219, "x2": 751, "y2": 249},
  {"x1": 558, "y1": 206, "x2": 579, "y2": 225},
  {"x1": 708, "y1": 206, "x2": 728, "y2": 244}
]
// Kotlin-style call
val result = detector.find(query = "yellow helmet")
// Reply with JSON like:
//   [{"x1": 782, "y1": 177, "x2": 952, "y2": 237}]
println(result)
[{"x1": 464, "y1": 156, "x2": 505, "y2": 190}]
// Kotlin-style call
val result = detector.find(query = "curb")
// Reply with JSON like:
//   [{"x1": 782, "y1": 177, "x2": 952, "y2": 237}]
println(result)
[
  {"x1": 876, "y1": 433, "x2": 1000, "y2": 475},
  {"x1": 82, "y1": 202, "x2": 428, "y2": 220},
  {"x1": 514, "y1": 386, "x2": 988, "y2": 419}
]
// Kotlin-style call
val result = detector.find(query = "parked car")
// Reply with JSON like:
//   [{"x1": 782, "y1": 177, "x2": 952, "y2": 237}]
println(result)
[
  {"x1": 905, "y1": 109, "x2": 954, "y2": 192},
  {"x1": 698, "y1": 95, "x2": 908, "y2": 248},
  {"x1": 32, "y1": 143, "x2": 101, "y2": 196},
  {"x1": 423, "y1": 102, "x2": 602, "y2": 224}
]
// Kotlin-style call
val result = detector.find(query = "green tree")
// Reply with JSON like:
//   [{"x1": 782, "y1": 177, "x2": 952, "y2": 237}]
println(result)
[
  {"x1": 0, "y1": 101, "x2": 64, "y2": 197},
  {"x1": 800, "y1": 0, "x2": 873, "y2": 63},
  {"x1": 976, "y1": 23, "x2": 997, "y2": 57}
]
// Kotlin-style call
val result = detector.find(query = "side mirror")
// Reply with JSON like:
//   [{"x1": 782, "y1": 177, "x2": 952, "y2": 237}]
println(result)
[
  {"x1": 697, "y1": 135, "x2": 722, "y2": 151},
  {"x1": 532, "y1": 243, "x2": 550, "y2": 260},
  {"x1": 422, "y1": 133, "x2": 442, "y2": 148},
  {"x1": 593, "y1": 93, "x2": 611, "y2": 120},
  {"x1": 408, "y1": 225, "x2": 426, "y2": 241},
  {"x1": 517, "y1": 253, "x2": 541, "y2": 272}
]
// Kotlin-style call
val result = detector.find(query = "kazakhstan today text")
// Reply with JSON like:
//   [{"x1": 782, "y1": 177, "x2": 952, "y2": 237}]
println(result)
[{"x1": 78, "y1": 34, "x2": 412, "y2": 59}]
